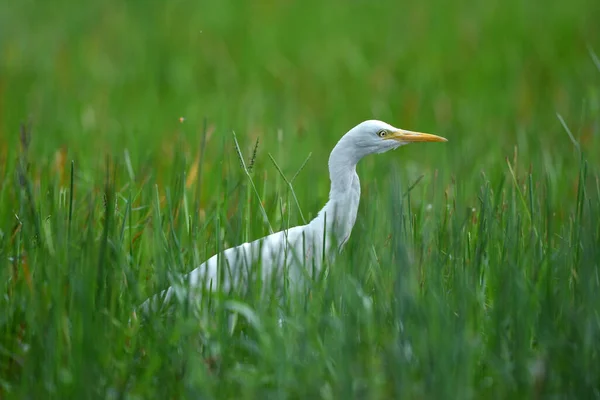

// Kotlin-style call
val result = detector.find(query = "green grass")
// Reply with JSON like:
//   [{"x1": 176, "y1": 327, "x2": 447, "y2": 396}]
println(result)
[{"x1": 1, "y1": 0, "x2": 600, "y2": 398}]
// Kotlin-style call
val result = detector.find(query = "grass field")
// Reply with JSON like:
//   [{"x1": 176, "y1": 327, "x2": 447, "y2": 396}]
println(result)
[{"x1": 2, "y1": 0, "x2": 600, "y2": 398}]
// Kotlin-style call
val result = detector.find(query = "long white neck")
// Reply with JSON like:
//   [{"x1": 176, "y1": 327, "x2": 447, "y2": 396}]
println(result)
[{"x1": 309, "y1": 135, "x2": 362, "y2": 252}]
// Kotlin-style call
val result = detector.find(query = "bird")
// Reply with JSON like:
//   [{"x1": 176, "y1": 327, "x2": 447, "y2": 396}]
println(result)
[{"x1": 138, "y1": 120, "x2": 447, "y2": 314}]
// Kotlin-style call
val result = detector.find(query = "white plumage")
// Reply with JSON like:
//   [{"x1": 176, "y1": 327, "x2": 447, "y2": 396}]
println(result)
[{"x1": 139, "y1": 120, "x2": 446, "y2": 313}]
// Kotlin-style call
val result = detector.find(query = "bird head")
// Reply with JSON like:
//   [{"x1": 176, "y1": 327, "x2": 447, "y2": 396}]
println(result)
[
  {"x1": 345, "y1": 120, "x2": 447, "y2": 156},
  {"x1": 329, "y1": 119, "x2": 448, "y2": 170}
]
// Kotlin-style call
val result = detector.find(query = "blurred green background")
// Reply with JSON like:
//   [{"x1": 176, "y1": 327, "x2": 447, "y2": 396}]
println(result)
[
  {"x1": 2, "y1": 0, "x2": 599, "y2": 189},
  {"x1": 1, "y1": 0, "x2": 600, "y2": 398}
]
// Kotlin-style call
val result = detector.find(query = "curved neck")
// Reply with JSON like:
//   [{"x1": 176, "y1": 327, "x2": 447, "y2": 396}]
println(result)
[
  {"x1": 310, "y1": 137, "x2": 362, "y2": 252},
  {"x1": 328, "y1": 136, "x2": 362, "y2": 193}
]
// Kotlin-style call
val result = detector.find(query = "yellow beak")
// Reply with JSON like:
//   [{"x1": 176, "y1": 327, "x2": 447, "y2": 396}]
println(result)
[{"x1": 387, "y1": 129, "x2": 448, "y2": 143}]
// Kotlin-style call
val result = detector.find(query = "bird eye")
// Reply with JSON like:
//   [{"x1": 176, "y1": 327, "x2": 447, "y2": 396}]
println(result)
[{"x1": 377, "y1": 130, "x2": 387, "y2": 138}]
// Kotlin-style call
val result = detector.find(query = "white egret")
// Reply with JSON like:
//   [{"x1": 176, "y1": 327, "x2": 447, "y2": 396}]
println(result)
[{"x1": 139, "y1": 120, "x2": 446, "y2": 313}]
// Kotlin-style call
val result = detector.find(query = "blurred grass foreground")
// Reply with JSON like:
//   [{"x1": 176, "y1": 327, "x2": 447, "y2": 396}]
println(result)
[{"x1": 1, "y1": 0, "x2": 600, "y2": 398}]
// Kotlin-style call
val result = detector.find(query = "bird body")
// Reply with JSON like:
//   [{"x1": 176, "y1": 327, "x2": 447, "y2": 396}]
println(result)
[{"x1": 139, "y1": 120, "x2": 446, "y2": 313}]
